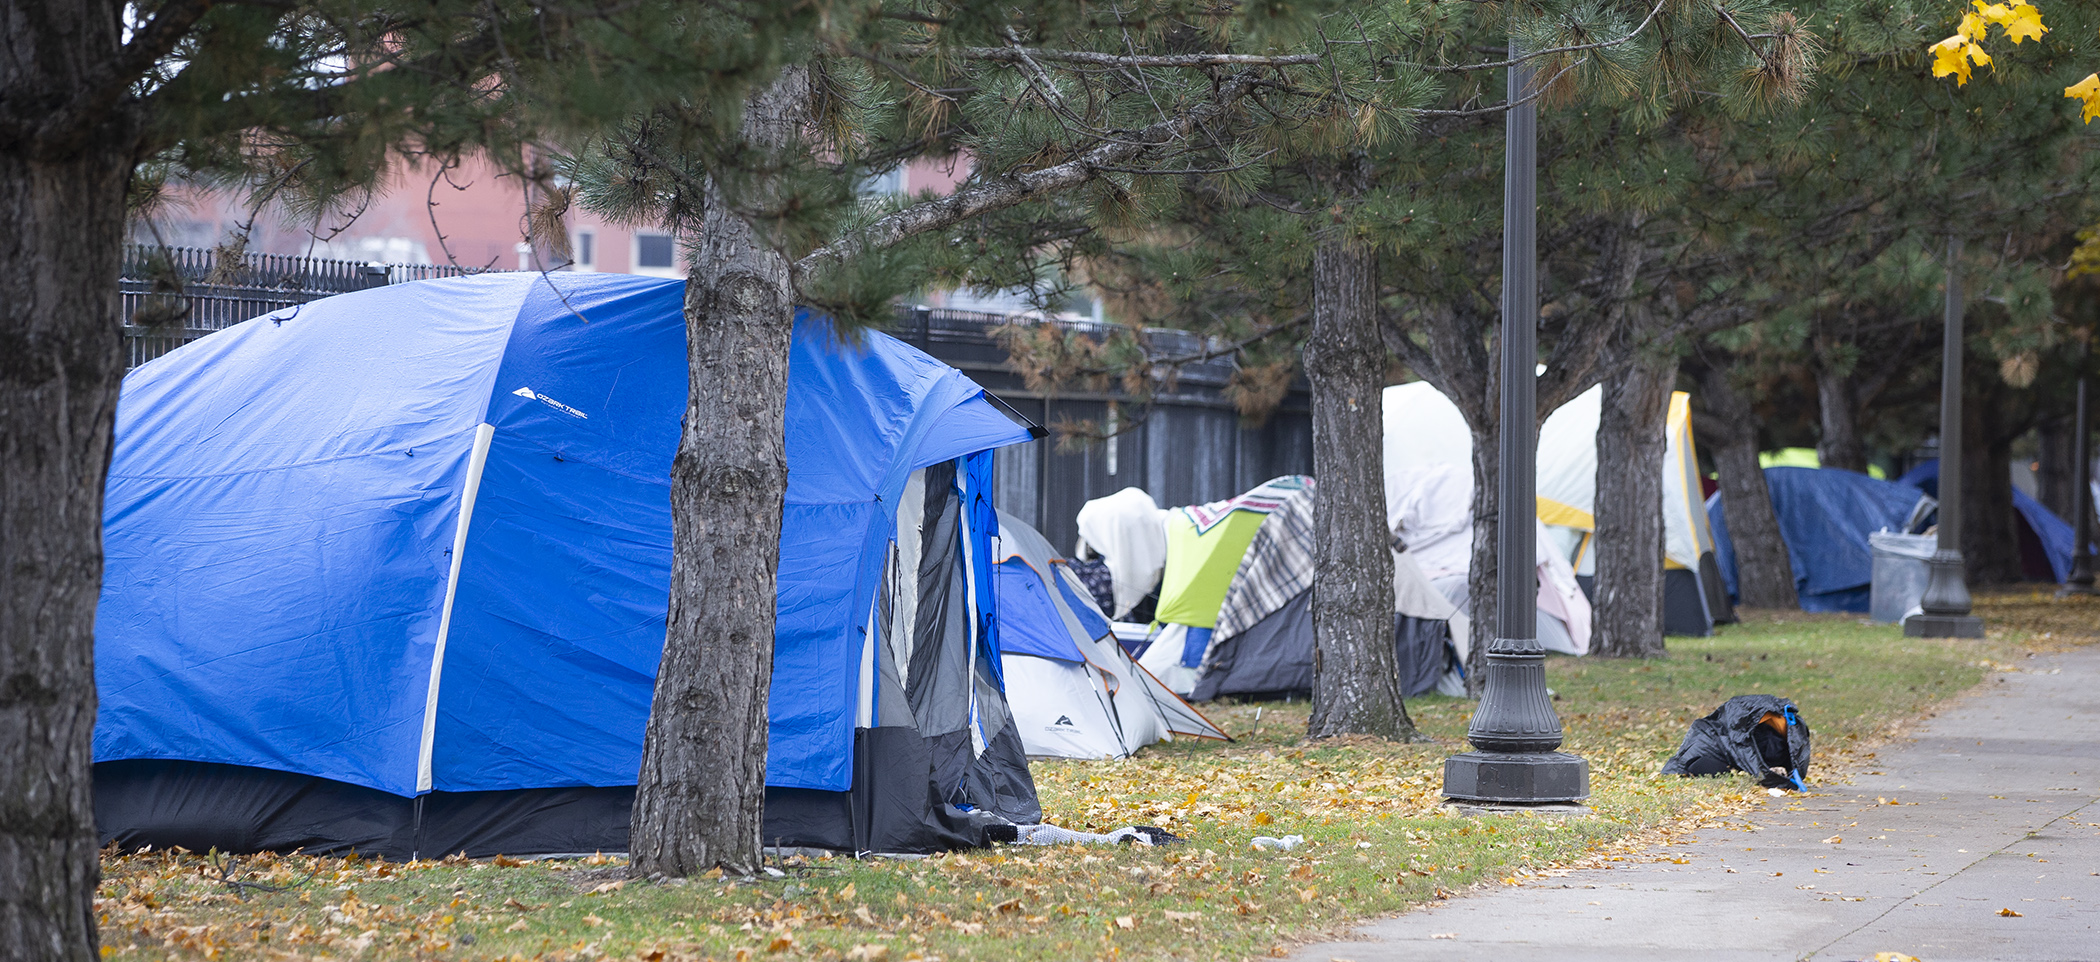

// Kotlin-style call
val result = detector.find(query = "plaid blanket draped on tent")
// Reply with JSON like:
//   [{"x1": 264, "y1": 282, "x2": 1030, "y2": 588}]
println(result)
[
  {"x1": 1180, "y1": 474, "x2": 1312, "y2": 534},
  {"x1": 1210, "y1": 478, "x2": 1316, "y2": 640}
]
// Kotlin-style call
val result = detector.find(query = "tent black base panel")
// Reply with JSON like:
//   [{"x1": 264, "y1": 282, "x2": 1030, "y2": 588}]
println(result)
[
  {"x1": 94, "y1": 760, "x2": 633, "y2": 860},
  {"x1": 1662, "y1": 568, "x2": 1715, "y2": 637},
  {"x1": 97, "y1": 727, "x2": 1023, "y2": 861},
  {"x1": 1191, "y1": 590, "x2": 1452, "y2": 702},
  {"x1": 1698, "y1": 552, "x2": 1738, "y2": 625},
  {"x1": 1575, "y1": 571, "x2": 1718, "y2": 638}
]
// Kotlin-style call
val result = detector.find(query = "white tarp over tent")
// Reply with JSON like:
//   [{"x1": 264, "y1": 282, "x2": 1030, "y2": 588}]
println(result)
[
  {"x1": 1382, "y1": 381, "x2": 1729, "y2": 640},
  {"x1": 1382, "y1": 382, "x2": 1596, "y2": 655},
  {"x1": 1074, "y1": 487, "x2": 1169, "y2": 620}
]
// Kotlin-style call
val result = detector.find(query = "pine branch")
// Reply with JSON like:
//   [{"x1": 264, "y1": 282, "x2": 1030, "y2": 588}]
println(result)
[
  {"x1": 1406, "y1": 0, "x2": 1670, "y2": 73},
  {"x1": 792, "y1": 70, "x2": 1270, "y2": 287},
  {"x1": 932, "y1": 47, "x2": 1322, "y2": 69}
]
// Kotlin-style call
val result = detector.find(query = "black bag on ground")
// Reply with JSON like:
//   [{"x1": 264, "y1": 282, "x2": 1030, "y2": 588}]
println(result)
[{"x1": 1660, "y1": 695, "x2": 1812, "y2": 789}]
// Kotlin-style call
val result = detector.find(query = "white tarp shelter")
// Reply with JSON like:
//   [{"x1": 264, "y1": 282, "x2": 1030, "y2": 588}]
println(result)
[{"x1": 1382, "y1": 381, "x2": 1734, "y2": 638}]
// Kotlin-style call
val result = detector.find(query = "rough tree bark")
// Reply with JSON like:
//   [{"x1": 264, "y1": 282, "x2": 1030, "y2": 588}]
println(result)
[
  {"x1": 1694, "y1": 361, "x2": 1798, "y2": 608},
  {"x1": 2036, "y1": 411, "x2": 2075, "y2": 523},
  {"x1": 1305, "y1": 236, "x2": 1415, "y2": 740},
  {"x1": 631, "y1": 68, "x2": 809, "y2": 878},
  {"x1": 2, "y1": 1, "x2": 134, "y2": 958},
  {"x1": 1960, "y1": 372, "x2": 2027, "y2": 585},
  {"x1": 1813, "y1": 358, "x2": 1868, "y2": 474},
  {"x1": 1590, "y1": 346, "x2": 1677, "y2": 657}
]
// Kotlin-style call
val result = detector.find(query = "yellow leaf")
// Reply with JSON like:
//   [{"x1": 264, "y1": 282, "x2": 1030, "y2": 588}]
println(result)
[
  {"x1": 1253, "y1": 812, "x2": 1273, "y2": 826},
  {"x1": 839, "y1": 882, "x2": 856, "y2": 900},
  {"x1": 582, "y1": 914, "x2": 606, "y2": 927},
  {"x1": 1930, "y1": 35, "x2": 1973, "y2": 85},
  {"x1": 767, "y1": 932, "x2": 796, "y2": 953},
  {"x1": 1958, "y1": 10, "x2": 1989, "y2": 39},
  {"x1": 1873, "y1": 954, "x2": 1921, "y2": 962},
  {"x1": 2002, "y1": 4, "x2": 2047, "y2": 43},
  {"x1": 1998, "y1": 907, "x2": 2023, "y2": 917},
  {"x1": 2066, "y1": 74, "x2": 2100, "y2": 123}
]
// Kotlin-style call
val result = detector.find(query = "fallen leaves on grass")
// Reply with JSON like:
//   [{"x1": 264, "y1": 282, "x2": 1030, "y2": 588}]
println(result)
[{"x1": 96, "y1": 611, "x2": 2048, "y2": 962}]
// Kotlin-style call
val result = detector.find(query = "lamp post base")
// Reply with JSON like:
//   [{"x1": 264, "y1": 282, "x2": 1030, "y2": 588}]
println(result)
[
  {"x1": 1443, "y1": 751, "x2": 1590, "y2": 804},
  {"x1": 1903, "y1": 613, "x2": 1984, "y2": 638}
]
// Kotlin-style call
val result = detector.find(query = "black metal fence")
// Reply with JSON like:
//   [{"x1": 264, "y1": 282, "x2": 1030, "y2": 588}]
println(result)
[{"x1": 121, "y1": 245, "x2": 488, "y2": 368}]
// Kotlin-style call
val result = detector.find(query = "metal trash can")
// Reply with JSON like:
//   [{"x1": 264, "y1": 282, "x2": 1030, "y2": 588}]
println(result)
[{"x1": 1869, "y1": 531, "x2": 1937, "y2": 624}]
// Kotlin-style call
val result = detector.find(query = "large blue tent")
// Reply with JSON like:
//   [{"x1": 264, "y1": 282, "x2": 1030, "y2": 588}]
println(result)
[
  {"x1": 1708, "y1": 467, "x2": 1929, "y2": 612},
  {"x1": 94, "y1": 272, "x2": 1038, "y2": 856}
]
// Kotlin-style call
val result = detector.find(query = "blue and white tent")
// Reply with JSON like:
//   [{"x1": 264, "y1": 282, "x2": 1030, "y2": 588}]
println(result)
[
  {"x1": 93, "y1": 272, "x2": 1038, "y2": 857},
  {"x1": 991, "y1": 511, "x2": 1227, "y2": 760}
]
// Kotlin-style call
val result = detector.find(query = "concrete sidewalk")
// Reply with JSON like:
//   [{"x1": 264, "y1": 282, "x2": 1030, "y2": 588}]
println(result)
[{"x1": 1293, "y1": 646, "x2": 2100, "y2": 962}]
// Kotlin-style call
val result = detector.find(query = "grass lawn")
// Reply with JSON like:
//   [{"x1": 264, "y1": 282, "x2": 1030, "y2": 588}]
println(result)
[{"x1": 98, "y1": 594, "x2": 2096, "y2": 961}]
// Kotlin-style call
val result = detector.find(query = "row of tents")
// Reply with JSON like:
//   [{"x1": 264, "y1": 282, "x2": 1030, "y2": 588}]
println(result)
[
  {"x1": 1064, "y1": 379, "x2": 1743, "y2": 711},
  {"x1": 97, "y1": 271, "x2": 2072, "y2": 860},
  {"x1": 1708, "y1": 459, "x2": 2088, "y2": 612}
]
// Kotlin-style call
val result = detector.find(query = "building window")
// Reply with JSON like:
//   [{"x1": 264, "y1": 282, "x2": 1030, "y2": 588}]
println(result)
[
  {"x1": 636, "y1": 234, "x2": 675, "y2": 268},
  {"x1": 859, "y1": 167, "x2": 907, "y2": 196},
  {"x1": 574, "y1": 231, "x2": 595, "y2": 270}
]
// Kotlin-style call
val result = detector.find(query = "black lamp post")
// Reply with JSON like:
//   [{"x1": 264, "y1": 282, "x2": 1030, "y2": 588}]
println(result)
[
  {"x1": 2061, "y1": 374, "x2": 2094, "y2": 596},
  {"x1": 1443, "y1": 40, "x2": 1589, "y2": 805},
  {"x1": 1907, "y1": 237, "x2": 1985, "y2": 638}
]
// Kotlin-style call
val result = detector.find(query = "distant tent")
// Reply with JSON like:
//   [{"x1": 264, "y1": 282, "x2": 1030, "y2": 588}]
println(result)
[
  {"x1": 1895, "y1": 459, "x2": 2081, "y2": 583},
  {"x1": 1708, "y1": 467, "x2": 1932, "y2": 612},
  {"x1": 93, "y1": 273, "x2": 1039, "y2": 859},
  {"x1": 992, "y1": 512, "x2": 1228, "y2": 759},
  {"x1": 1131, "y1": 478, "x2": 1470, "y2": 700},
  {"x1": 1378, "y1": 385, "x2": 1599, "y2": 649},
  {"x1": 1074, "y1": 487, "x2": 1171, "y2": 620},
  {"x1": 1759, "y1": 448, "x2": 1890, "y2": 480},
  {"x1": 1536, "y1": 390, "x2": 1734, "y2": 635}
]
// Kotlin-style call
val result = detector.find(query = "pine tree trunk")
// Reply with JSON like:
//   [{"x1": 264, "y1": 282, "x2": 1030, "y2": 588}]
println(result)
[
  {"x1": 1695, "y1": 363, "x2": 1796, "y2": 609},
  {"x1": 1463, "y1": 408, "x2": 1499, "y2": 697},
  {"x1": 630, "y1": 68, "x2": 808, "y2": 878},
  {"x1": 1590, "y1": 351, "x2": 1676, "y2": 657},
  {"x1": 2035, "y1": 411, "x2": 2075, "y2": 523},
  {"x1": 1814, "y1": 361, "x2": 1867, "y2": 474},
  {"x1": 2, "y1": 1, "x2": 132, "y2": 956},
  {"x1": 1961, "y1": 376, "x2": 2026, "y2": 585},
  {"x1": 1304, "y1": 237, "x2": 1414, "y2": 741}
]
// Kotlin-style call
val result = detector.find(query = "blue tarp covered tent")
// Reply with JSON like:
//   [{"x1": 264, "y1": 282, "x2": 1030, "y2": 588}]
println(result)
[
  {"x1": 93, "y1": 272, "x2": 1038, "y2": 857},
  {"x1": 1894, "y1": 459, "x2": 2080, "y2": 583},
  {"x1": 1708, "y1": 467, "x2": 1929, "y2": 612}
]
